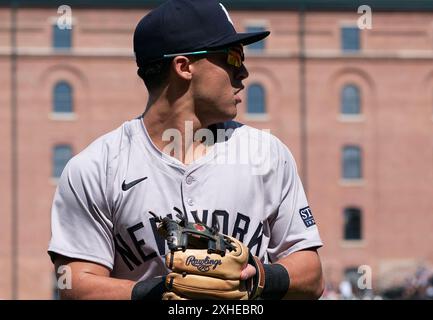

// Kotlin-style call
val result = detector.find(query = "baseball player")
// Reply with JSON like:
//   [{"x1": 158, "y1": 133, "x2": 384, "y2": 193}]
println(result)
[{"x1": 48, "y1": 0, "x2": 324, "y2": 300}]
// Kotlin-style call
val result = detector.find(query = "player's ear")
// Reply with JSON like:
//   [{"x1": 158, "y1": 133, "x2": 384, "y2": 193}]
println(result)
[{"x1": 171, "y1": 56, "x2": 193, "y2": 81}]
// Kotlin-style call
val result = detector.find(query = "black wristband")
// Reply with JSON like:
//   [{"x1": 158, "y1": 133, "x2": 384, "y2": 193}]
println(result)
[
  {"x1": 261, "y1": 264, "x2": 290, "y2": 300},
  {"x1": 131, "y1": 276, "x2": 166, "y2": 300}
]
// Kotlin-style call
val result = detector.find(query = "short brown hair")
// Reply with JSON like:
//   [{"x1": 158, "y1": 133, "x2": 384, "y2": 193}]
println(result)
[{"x1": 137, "y1": 58, "x2": 173, "y2": 92}]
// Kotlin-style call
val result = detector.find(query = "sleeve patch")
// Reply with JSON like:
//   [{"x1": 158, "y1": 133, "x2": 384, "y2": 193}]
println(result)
[{"x1": 299, "y1": 206, "x2": 316, "y2": 228}]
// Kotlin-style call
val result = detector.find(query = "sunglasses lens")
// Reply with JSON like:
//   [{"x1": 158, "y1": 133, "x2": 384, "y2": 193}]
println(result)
[
  {"x1": 227, "y1": 48, "x2": 243, "y2": 68},
  {"x1": 227, "y1": 54, "x2": 240, "y2": 67}
]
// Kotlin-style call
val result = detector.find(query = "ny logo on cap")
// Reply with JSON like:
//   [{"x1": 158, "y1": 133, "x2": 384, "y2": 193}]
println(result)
[{"x1": 219, "y1": 3, "x2": 234, "y2": 26}]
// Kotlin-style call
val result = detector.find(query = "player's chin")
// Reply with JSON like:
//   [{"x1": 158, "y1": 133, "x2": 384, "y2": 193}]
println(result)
[
  {"x1": 213, "y1": 102, "x2": 238, "y2": 123},
  {"x1": 224, "y1": 105, "x2": 238, "y2": 120}
]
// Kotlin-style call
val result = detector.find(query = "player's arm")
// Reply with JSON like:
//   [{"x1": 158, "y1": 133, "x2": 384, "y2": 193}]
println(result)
[
  {"x1": 243, "y1": 248, "x2": 323, "y2": 300},
  {"x1": 274, "y1": 248, "x2": 324, "y2": 299},
  {"x1": 54, "y1": 254, "x2": 135, "y2": 300},
  {"x1": 264, "y1": 144, "x2": 324, "y2": 299},
  {"x1": 49, "y1": 150, "x2": 140, "y2": 300}
]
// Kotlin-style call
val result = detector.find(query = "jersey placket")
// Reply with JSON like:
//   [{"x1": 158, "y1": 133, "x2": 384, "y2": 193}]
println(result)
[{"x1": 181, "y1": 169, "x2": 198, "y2": 220}]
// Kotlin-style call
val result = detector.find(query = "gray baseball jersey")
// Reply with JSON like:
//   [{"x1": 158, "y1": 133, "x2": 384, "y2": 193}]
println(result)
[{"x1": 48, "y1": 117, "x2": 323, "y2": 281}]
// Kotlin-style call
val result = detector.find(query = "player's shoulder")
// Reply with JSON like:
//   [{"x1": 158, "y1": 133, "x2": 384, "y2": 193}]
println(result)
[
  {"x1": 66, "y1": 117, "x2": 141, "y2": 172},
  {"x1": 223, "y1": 121, "x2": 292, "y2": 154},
  {"x1": 218, "y1": 121, "x2": 297, "y2": 172}
]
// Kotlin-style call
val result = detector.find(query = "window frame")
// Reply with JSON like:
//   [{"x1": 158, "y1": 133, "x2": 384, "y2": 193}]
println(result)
[
  {"x1": 53, "y1": 81, "x2": 74, "y2": 114},
  {"x1": 52, "y1": 144, "x2": 73, "y2": 179},
  {"x1": 341, "y1": 25, "x2": 360, "y2": 52},
  {"x1": 52, "y1": 23, "x2": 72, "y2": 50},
  {"x1": 342, "y1": 145, "x2": 362, "y2": 180},
  {"x1": 246, "y1": 83, "x2": 266, "y2": 115},
  {"x1": 341, "y1": 84, "x2": 361, "y2": 115},
  {"x1": 343, "y1": 207, "x2": 362, "y2": 240}
]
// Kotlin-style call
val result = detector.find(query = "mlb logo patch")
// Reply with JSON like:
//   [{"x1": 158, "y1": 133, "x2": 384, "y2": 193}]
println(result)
[{"x1": 299, "y1": 206, "x2": 315, "y2": 228}]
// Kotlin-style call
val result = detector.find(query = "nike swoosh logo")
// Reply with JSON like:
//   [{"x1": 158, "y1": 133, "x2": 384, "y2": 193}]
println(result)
[{"x1": 121, "y1": 177, "x2": 148, "y2": 191}]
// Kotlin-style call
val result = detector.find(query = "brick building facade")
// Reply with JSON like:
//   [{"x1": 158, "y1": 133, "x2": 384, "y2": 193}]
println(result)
[{"x1": 0, "y1": 0, "x2": 432, "y2": 299}]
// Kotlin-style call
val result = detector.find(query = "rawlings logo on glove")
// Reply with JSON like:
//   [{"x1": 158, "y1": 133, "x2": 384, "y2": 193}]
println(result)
[{"x1": 186, "y1": 256, "x2": 222, "y2": 272}]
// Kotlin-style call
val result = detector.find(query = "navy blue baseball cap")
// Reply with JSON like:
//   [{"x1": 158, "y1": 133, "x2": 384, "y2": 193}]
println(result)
[{"x1": 133, "y1": 0, "x2": 270, "y2": 67}]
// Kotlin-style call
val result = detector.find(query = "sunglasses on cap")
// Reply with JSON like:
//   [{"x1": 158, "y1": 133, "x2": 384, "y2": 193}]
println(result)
[{"x1": 163, "y1": 46, "x2": 245, "y2": 68}]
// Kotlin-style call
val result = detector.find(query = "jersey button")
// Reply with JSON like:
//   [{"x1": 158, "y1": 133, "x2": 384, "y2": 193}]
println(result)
[
  {"x1": 187, "y1": 198, "x2": 194, "y2": 206},
  {"x1": 186, "y1": 176, "x2": 194, "y2": 185}
]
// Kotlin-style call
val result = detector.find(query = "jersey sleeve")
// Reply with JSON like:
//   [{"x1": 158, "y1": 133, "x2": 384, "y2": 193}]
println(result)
[
  {"x1": 266, "y1": 143, "x2": 323, "y2": 263},
  {"x1": 48, "y1": 144, "x2": 115, "y2": 270}
]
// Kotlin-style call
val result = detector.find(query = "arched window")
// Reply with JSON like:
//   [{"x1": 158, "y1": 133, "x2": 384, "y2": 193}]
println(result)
[
  {"x1": 53, "y1": 144, "x2": 73, "y2": 178},
  {"x1": 344, "y1": 207, "x2": 362, "y2": 240},
  {"x1": 342, "y1": 145, "x2": 362, "y2": 179},
  {"x1": 247, "y1": 84, "x2": 266, "y2": 114},
  {"x1": 341, "y1": 84, "x2": 361, "y2": 115},
  {"x1": 53, "y1": 81, "x2": 73, "y2": 113}
]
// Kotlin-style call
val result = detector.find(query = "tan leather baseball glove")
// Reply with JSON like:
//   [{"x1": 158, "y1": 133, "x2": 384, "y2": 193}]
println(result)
[{"x1": 150, "y1": 208, "x2": 265, "y2": 300}]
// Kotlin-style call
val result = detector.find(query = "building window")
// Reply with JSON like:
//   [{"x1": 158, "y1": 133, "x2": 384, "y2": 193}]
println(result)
[
  {"x1": 53, "y1": 81, "x2": 73, "y2": 113},
  {"x1": 341, "y1": 85, "x2": 360, "y2": 115},
  {"x1": 53, "y1": 24, "x2": 72, "y2": 49},
  {"x1": 247, "y1": 84, "x2": 266, "y2": 114},
  {"x1": 245, "y1": 26, "x2": 266, "y2": 51},
  {"x1": 344, "y1": 207, "x2": 362, "y2": 240},
  {"x1": 53, "y1": 145, "x2": 73, "y2": 178},
  {"x1": 341, "y1": 26, "x2": 360, "y2": 51},
  {"x1": 342, "y1": 146, "x2": 362, "y2": 179}
]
